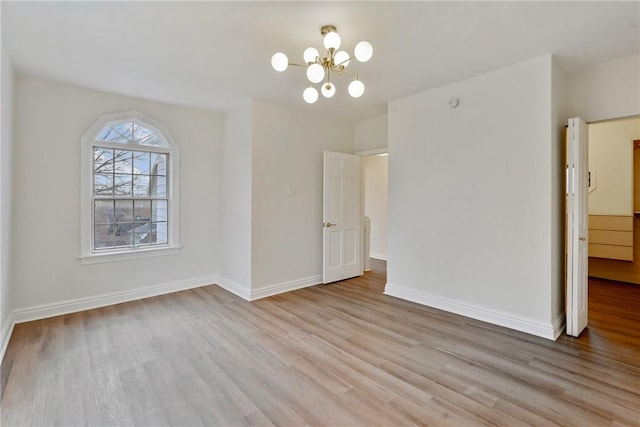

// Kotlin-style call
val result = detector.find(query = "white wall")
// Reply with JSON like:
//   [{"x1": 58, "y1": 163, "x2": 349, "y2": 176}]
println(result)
[
  {"x1": 218, "y1": 102, "x2": 253, "y2": 296},
  {"x1": 386, "y1": 55, "x2": 561, "y2": 339},
  {"x1": 551, "y1": 56, "x2": 568, "y2": 331},
  {"x1": 567, "y1": 55, "x2": 640, "y2": 122},
  {"x1": 11, "y1": 75, "x2": 221, "y2": 313},
  {"x1": 588, "y1": 117, "x2": 639, "y2": 216},
  {"x1": 355, "y1": 114, "x2": 388, "y2": 153},
  {"x1": 251, "y1": 100, "x2": 354, "y2": 293},
  {"x1": 1, "y1": 42, "x2": 15, "y2": 354},
  {"x1": 363, "y1": 155, "x2": 388, "y2": 260}
]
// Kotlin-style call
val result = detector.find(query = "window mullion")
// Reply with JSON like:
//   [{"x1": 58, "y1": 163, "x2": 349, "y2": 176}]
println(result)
[{"x1": 94, "y1": 141, "x2": 170, "y2": 154}]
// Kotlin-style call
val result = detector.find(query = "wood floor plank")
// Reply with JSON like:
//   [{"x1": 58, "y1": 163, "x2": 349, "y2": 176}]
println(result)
[
  {"x1": 1, "y1": 259, "x2": 639, "y2": 426},
  {"x1": 0, "y1": 343, "x2": 39, "y2": 427}
]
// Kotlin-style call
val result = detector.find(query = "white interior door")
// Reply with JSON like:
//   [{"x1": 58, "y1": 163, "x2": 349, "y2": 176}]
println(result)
[
  {"x1": 323, "y1": 151, "x2": 362, "y2": 284},
  {"x1": 566, "y1": 117, "x2": 589, "y2": 337}
]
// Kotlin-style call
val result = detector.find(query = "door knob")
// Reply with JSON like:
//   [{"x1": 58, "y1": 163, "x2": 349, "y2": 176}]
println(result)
[
  {"x1": 323, "y1": 222, "x2": 336, "y2": 228},
  {"x1": 579, "y1": 237, "x2": 586, "y2": 241}
]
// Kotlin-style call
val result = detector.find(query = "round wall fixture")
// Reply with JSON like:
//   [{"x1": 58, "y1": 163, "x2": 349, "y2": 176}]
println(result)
[{"x1": 449, "y1": 98, "x2": 459, "y2": 108}]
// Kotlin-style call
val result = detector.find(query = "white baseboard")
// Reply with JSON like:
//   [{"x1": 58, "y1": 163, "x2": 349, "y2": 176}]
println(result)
[
  {"x1": 250, "y1": 275, "x2": 322, "y2": 300},
  {"x1": 0, "y1": 315, "x2": 16, "y2": 364},
  {"x1": 5, "y1": 271, "x2": 321, "y2": 344},
  {"x1": 215, "y1": 275, "x2": 251, "y2": 301},
  {"x1": 552, "y1": 314, "x2": 566, "y2": 340},
  {"x1": 11, "y1": 275, "x2": 218, "y2": 324},
  {"x1": 370, "y1": 253, "x2": 388, "y2": 261},
  {"x1": 384, "y1": 283, "x2": 558, "y2": 340}
]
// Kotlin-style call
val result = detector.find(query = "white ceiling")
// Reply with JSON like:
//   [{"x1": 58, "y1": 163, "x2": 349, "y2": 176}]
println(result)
[{"x1": 2, "y1": 1, "x2": 639, "y2": 123}]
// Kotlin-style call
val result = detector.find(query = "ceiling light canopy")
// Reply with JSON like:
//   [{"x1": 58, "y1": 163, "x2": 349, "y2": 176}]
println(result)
[{"x1": 271, "y1": 24, "x2": 373, "y2": 104}]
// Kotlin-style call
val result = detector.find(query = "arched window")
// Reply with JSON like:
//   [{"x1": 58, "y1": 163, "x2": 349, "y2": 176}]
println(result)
[{"x1": 80, "y1": 112, "x2": 180, "y2": 264}]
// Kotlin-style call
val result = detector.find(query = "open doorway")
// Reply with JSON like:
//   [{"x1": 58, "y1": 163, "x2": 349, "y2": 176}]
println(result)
[
  {"x1": 361, "y1": 151, "x2": 388, "y2": 269},
  {"x1": 587, "y1": 116, "x2": 639, "y2": 283},
  {"x1": 571, "y1": 116, "x2": 640, "y2": 339},
  {"x1": 566, "y1": 116, "x2": 640, "y2": 337}
]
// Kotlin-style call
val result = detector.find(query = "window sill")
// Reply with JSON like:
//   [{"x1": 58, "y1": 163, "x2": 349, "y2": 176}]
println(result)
[{"x1": 79, "y1": 245, "x2": 181, "y2": 265}]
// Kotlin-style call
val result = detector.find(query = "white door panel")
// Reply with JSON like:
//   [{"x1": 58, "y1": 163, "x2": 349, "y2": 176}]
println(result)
[
  {"x1": 566, "y1": 117, "x2": 589, "y2": 337},
  {"x1": 323, "y1": 151, "x2": 362, "y2": 284}
]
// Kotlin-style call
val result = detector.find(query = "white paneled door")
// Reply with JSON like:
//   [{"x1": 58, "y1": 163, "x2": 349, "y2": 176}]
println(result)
[
  {"x1": 566, "y1": 117, "x2": 589, "y2": 337},
  {"x1": 323, "y1": 151, "x2": 362, "y2": 284}
]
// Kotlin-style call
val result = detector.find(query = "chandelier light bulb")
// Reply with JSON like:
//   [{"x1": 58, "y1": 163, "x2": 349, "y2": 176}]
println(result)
[
  {"x1": 303, "y1": 47, "x2": 320, "y2": 64},
  {"x1": 323, "y1": 31, "x2": 341, "y2": 50},
  {"x1": 306, "y1": 63, "x2": 325, "y2": 83},
  {"x1": 334, "y1": 50, "x2": 350, "y2": 67},
  {"x1": 303, "y1": 86, "x2": 319, "y2": 104},
  {"x1": 271, "y1": 52, "x2": 289, "y2": 71},
  {"x1": 321, "y1": 82, "x2": 336, "y2": 98},
  {"x1": 348, "y1": 79, "x2": 365, "y2": 98},
  {"x1": 354, "y1": 41, "x2": 373, "y2": 62}
]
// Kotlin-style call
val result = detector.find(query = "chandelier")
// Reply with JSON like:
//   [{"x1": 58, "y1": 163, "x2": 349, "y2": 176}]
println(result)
[{"x1": 271, "y1": 25, "x2": 373, "y2": 104}]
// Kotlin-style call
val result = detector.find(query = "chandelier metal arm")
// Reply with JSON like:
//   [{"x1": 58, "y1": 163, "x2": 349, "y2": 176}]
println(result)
[
  {"x1": 334, "y1": 67, "x2": 356, "y2": 76},
  {"x1": 301, "y1": 53, "x2": 360, "y2": 76},
  {"x1": 334, "y1": 55, "x2": 356, "y2": 68}
]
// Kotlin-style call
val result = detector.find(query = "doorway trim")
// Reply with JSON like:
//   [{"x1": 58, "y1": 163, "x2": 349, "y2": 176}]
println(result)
[{"x1": 356, "y1": 147, "x2": 388, "y2": 156}]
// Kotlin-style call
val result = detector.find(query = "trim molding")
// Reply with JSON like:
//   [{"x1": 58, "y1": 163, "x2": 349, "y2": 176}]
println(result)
[
  {"x1": 0, "y1": 315, "x2": 16, "y2": 364},
  {"x1": 356, "y1": 147, "x2": 388, "y2": 156},
  {"x1": 370, "y1": 253, "x2": 388, "y2": 261},
  {"x1": 11, "y1": 275, "x2": 217, "y2": 324},
  {"x1": 552, "y1": 314, "x2": 566, "y2": 340},
  {"x1": 216, "y1": 275, "x2": 251, "y2": 301},
  {"x1": 250, "y1": 275, "x2": 322, "y2": 300},
  {"x1": 384, "y1": 283, "x2": 558, "y2": 340},
  {"x1": 78, "y1": 246, "x2": 181, "y2": 265}
]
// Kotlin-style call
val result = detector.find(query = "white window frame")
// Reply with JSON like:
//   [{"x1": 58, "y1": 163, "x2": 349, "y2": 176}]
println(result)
[{"x1": 80, "y1": 111, "x2": 180, "y2": 264}]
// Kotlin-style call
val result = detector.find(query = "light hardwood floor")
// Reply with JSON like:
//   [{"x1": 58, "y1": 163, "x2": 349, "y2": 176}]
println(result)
[{"x1": 2, "y1": 260, "x2": 639, "y2": 426}]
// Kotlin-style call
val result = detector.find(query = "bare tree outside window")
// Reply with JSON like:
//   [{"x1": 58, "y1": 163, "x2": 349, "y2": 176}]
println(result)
[{"x1": 92, "y1": 121, "x2": 169, "y2": 251}]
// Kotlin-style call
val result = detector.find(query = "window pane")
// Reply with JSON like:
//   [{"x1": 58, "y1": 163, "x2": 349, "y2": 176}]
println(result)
[
  {"x1": 154, "y1": 222, "x2": 168, "y2": 244},
  {"x1": 133, "y1": 223, "x2": 152, "y2": 245},
  {"x1": 94, "y1": 173, "x2": 113, "y2": 196},
  {"x1": 114, "y1": 200, "x2": 133, "y2": 222},
  {"x1": 112, "y1": 122, "x2": 134, "y2": 141},
  {"x1": 114, "y1": 230, "x2": 133, "y2": 247},
  {"x1": 95, "y1": 224, "x2": 115, "y2": 249},
  {"x1": 114, "y1": 174, "x2": 133, "y2": 196},
  {"x1": 94, "y1": 200, "x2": 114, "y2": 224},
  {"x1": 152, "y1": 200, "x2": 168, "y2": 221},
  {"x1": 97, "y1": 122, "x2": 168, "y2": 146},
  {"x1": 97, "y1": 126, "x2": 128, "y2": 144},
  {"x1": 139, "y1": 134, "x2": 163, "y2": 147},
  {"x1": 133, "y1": 175, "x2": 151, "y2": 197},
  {"x1": 134, "y1": 200, "x2": 151, "y2": 222},
  {"x1": 150, "y1": 175, "x2": 167, "y2": 197},
  {"x1": 133, "y1": 151, "x2": 150, "y2": 174},
  {"x1": 134, "y1": 124, "x2": 159, "y2": 145},
  {"x1": 114, "y1": 150, "x2": 133, "y2": 173},
  {"x1": 106, "y1": 200, "x2": 131, "y2": 238},
  {"x1": 94, "y1": 148, "x2": 114, "y2": 173},
  {"x1": 150, "y1": 153, "x2": 167, "y2": 175}
]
